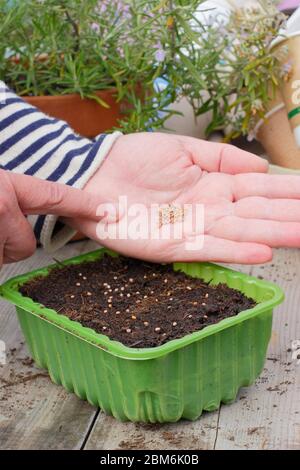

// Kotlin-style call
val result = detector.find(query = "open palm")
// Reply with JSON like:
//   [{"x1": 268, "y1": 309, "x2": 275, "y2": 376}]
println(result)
[{"x1": 65, "y1": 133, "x2": 300, "y2": 264}]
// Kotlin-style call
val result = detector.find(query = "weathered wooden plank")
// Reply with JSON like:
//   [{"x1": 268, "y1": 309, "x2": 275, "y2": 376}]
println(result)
[
  {"x1": 84, "y1": 411, "x2": 220, "y2": 450},
  {"x1": 0, "y1": 240, "x2": 99, "y2": 450},
  {"x1": 215, "y1": 248, "x2": 300, "y2": 450}
]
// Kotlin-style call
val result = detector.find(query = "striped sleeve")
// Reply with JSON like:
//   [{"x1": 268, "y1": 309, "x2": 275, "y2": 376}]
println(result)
[{"x1": 0, "y1": 82, "x2": 121, "y2": 252}]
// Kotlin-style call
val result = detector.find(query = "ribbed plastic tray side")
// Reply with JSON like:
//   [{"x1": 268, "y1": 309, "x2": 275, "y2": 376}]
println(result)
[{"x1": 16, "y1": 304, "x2": 272, "y2": 423}]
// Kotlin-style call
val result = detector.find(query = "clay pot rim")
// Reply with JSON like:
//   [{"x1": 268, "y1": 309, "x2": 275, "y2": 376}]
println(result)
[
  {"x1": 9, "y1": 55, "x2": 118, "y2": 100},
  {"x1": 271, "y1": 30, "x2": 300, "y2": 49},
  {"x1": 23, "y1": 88, "x2": 118, "y2": 102},
  {"x1": 253, "y1": 102, "x2": 285, "y2": 138}
]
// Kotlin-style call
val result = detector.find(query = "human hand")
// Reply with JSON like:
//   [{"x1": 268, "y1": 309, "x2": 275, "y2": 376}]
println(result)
[
  {"x1": 0, "y1": 170, "x2": 105, "y2": 267},
  {"x1": 64, "y1": 133, "x2": 300, "y2": 264}
]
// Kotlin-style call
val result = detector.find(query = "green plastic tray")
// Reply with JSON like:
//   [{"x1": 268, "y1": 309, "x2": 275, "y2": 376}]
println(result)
[{"x1": 0, "y1": 249, "x2": 284, "y2": 423}]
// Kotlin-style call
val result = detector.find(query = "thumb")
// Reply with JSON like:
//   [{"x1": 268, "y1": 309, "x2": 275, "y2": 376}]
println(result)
[{"x1": 8, "y1": 172, "x2": 102, "y2": 221}]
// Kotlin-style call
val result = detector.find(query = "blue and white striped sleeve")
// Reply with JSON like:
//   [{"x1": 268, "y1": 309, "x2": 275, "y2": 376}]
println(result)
[{"x1": 0, "y1": 82, "x2": 121, "y2": 252}]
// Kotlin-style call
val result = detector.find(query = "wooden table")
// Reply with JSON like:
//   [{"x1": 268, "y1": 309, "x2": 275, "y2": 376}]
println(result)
[{"x1": 0, "y1": 240, "x2": 299, "y2": 450}]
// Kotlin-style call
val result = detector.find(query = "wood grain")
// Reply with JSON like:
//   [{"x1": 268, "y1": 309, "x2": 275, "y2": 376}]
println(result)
[
  {"x1": 84, "y1": 411, "x2": 220, "y2": 450},
  {"x1": 214, "y1": 249, "x2": 300, "y2": 450},
  {"x1": 0, "y1": 241, "x2": 99, "y2": 450}
]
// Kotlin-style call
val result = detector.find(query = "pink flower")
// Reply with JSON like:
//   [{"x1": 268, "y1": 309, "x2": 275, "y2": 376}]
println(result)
[
  {"x1": 154, "y1": 42, "x2": 166, "y2": 62},
  {"x1": 91, "y1": 22, "x2": 100, "y2": 33}
]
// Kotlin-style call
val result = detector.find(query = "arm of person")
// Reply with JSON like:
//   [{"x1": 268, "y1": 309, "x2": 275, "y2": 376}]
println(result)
[
  {"x1": 0, "y1": 81, "x2": 121, "y2": 252},
  {"x1": 4, "y1": 82, "x2": 300, "y2": 266}
]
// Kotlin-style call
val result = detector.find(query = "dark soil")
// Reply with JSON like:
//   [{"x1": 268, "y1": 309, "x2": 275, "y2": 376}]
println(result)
[{"x1": 19, "y1": 255, "x2": 256, "y2": 348}]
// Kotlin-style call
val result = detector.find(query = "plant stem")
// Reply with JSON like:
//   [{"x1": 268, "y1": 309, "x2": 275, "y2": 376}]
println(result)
[
  {"x1": 169, "y1": 0, "x2": 176, "y2": 61},
  {"x1": 64, "y1": 9, "x2": 80, "y2": 54}
]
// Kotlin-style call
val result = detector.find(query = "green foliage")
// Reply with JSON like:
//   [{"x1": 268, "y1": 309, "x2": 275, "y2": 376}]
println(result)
[
  {"x1": 167, "y1": 0, "x2": 287, "y2": 138},
  {"x1": 0, "y1": 0, "x2": 286, "y2": 137}
]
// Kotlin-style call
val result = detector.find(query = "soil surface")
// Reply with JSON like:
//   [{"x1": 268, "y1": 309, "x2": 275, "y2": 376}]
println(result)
[{"x1": 20, "y1": 255, "x2": 256, "y2": 348}]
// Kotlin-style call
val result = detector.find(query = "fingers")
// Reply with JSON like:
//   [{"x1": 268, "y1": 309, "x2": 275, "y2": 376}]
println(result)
[
  {"x1": 234, "y1": 174, "x2": 300, "y2": 200},
  {"x1": 8, "y1": 172, "x2": 101, "y2": 221},
  {"x1": 209, "y1": 215, "x2": 300, "y2": 248},
  {"x1": 0, "y1": 206, "x2": 36, "y2": 264},
  {"x1": 180, "y1": 137, "x2": 269, "y2": 174},
  {"x1": 235, "y1": 197, "x2": 300, "y2": 222},
  {"x1": 0, "y1": 170, "x2": 37, "y2": 264},
  {"x1": 3, "y1": 216, "x2": 36, "y2": 263},
  {"x1": 175, "y1": 235, "x2": 272, "y2": 264},
  {"x1": 65, "y1": 215, "x2": 273, "y2": 265},
  {"x1": 64, "y1": 206, "x2": 275, "y2": 265}
]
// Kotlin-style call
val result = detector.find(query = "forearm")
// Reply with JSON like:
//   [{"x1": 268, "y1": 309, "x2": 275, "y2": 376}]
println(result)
[{"x1": 0, "y1": 81, "x2": 121, "y2": 251}]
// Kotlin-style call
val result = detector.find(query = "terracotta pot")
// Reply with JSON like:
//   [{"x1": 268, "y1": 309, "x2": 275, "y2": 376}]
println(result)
[
  {"x1": 257, "y1": 105, "x2": 300, "y2": 169},
  {"x1": 250, "y1": 84, "x2": 300, "y2": 169},
  {"x1": 24, "y1": 89, "x2": 123, "y2": 138},
  {"x1": 10, "y1": 53, "x2": 123, "y2": 137},
  {"x1": 272, "y1": 33, "x2": 300, "y2": 148}
]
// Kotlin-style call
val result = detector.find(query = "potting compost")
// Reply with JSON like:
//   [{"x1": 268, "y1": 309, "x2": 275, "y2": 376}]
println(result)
[{"x1": 20, "y1": 255, "x2": 256, "y2": 348}]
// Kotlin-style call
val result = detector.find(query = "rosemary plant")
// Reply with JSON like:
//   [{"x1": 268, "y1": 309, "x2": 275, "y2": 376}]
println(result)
[{"x1": 0, "y1": 0, "x2": 287, "y2": 138}]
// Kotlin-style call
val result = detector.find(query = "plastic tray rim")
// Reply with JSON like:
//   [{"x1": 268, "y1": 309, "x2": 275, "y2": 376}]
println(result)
[{"x1": 0, "y1": 248, "x2": 284, "y2": 360}]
